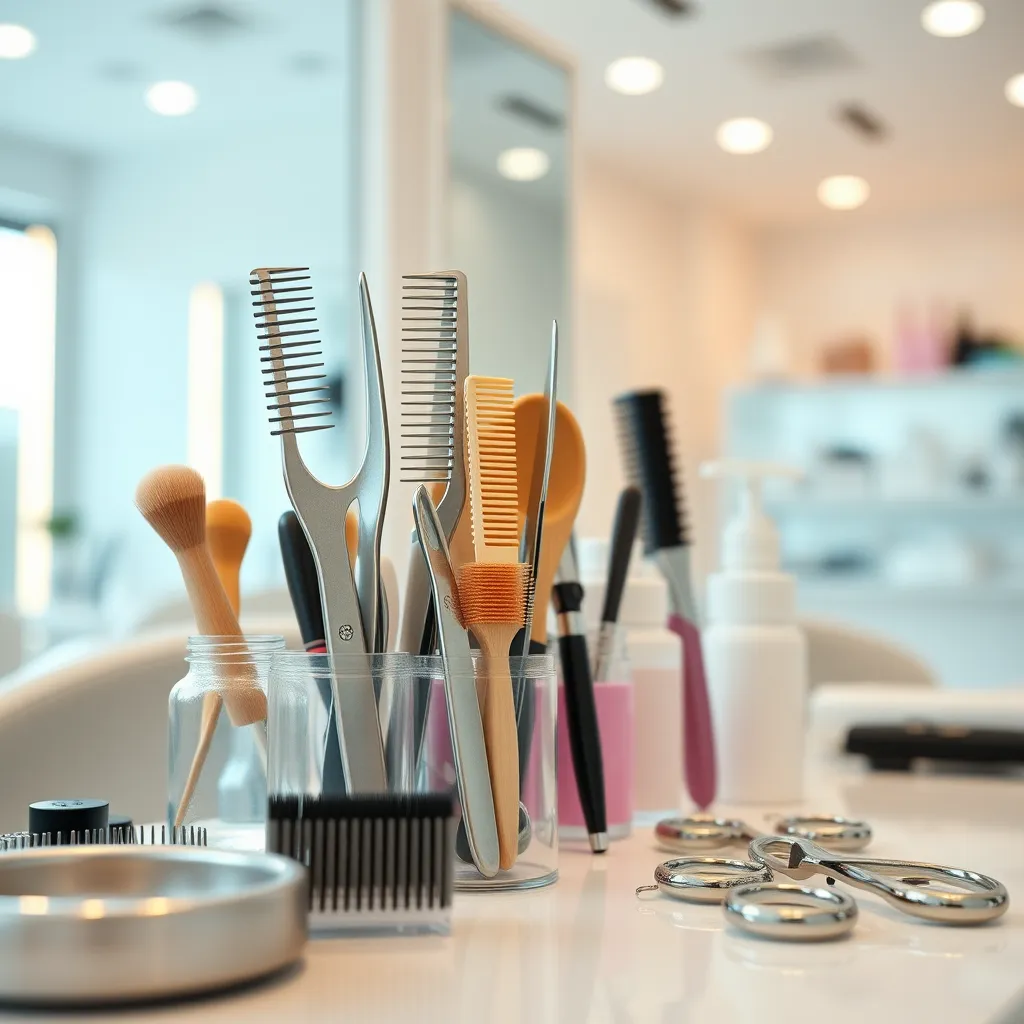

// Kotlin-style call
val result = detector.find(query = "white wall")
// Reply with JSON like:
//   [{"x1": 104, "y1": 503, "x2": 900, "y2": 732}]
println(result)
[
  {"x1": 449, "y1": 164, "x2": 567, "y2": 396},
  {"x1": 756, "y1": 202, "x2": 1024, "y2": 375},
  {"x1": 574, "y1": 158, "x2": 755, "y2": 584},
  {"x1": 79, "y1": 125, "x2": 356, "y2": 615}
]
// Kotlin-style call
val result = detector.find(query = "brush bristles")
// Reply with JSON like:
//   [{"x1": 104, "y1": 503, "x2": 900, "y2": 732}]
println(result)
[
  {"x1": 136, "y1": 465, "x2": 207, "y2": 553},
  {"x1": 400, "y1": 272, "x2": 464, "y2": 484},
  {"x1": 206, "y1": 500, "x2": 252, "y2": 562},
  {"x1": 465, "y1": 376, "x2": 518, "y2": 562},
  {"x1": 613, "y1": 390, "x2": 688, "y2": 552},
  {"x1": 457, "y1": 563, "x2": 528, "y2": 626}
]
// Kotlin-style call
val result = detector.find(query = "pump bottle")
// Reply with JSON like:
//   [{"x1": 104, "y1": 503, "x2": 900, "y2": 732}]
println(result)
[{"x1": 700, "y1": 460, "x2": 807, "y2": 803}]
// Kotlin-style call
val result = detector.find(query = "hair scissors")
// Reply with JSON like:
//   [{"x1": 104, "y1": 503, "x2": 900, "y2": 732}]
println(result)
[
  {"x1": 750, "y1": 835, "x2": 1009, "y2": 925},
  {"x1": 655, "y1": 813, "x2": 872, "y2": 855}
]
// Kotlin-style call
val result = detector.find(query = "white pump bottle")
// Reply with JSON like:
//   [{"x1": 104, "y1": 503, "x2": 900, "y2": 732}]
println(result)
[{"x1": 700, "y1": 460, "x2": 807, "y2": 804}]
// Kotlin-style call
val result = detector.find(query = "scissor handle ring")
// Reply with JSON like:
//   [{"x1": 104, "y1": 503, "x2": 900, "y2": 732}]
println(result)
[
  {"x1": 650, "y1": 857, "x2": 773, "y2": 903},
  {"x1": 654, "y1": 816, "x2": 751, "y2": 854},
  {"x1": 724, "y1": 882, "x2": 859, "y2": 942},
  {"x1": 775, "y1": 815, "x2": 872, "y2": 852}
]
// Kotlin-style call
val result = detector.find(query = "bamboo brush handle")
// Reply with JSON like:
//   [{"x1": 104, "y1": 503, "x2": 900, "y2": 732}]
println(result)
[
  {"x1": 472, "y1": 622, "x2": 521, "y2": 870},
  {"x1": 176, "y1": 546, "x2": 266, "y2": 727}
]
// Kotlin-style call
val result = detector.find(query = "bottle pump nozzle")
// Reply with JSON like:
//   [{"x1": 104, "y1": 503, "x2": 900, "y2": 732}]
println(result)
[{"x1": 700, "y1": 460, "x2": 800, "y2": 572}]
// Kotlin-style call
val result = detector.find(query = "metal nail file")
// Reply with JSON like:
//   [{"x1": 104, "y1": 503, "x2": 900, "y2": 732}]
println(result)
[{"x1": 412, "y1": 485, "x2": 499, "y2": 878}]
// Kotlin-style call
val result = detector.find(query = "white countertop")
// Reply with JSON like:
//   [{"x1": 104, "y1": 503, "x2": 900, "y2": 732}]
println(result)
[{"x1": 16, "y1": 764, "x2": 1024, "y2": 1024}]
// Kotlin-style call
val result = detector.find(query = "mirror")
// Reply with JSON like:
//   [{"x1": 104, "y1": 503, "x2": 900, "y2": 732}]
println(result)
[
  {"x1": 447, "y1": 8, "x2": 570, "y2": 397},
  {"x1": 0, "y1": 2, "x2": 360, "y2": 637}
]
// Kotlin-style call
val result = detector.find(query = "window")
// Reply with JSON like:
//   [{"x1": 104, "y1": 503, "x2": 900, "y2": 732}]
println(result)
[{"x1": 0, "y1": 223, "x2": 57, "y2": 614}]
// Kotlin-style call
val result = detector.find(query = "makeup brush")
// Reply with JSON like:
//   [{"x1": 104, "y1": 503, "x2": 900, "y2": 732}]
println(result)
[
  {"x1": 135, "y1": 466, "x2": 266, "y2": 823},
  {"x1": 206, "y1": 500, "x2": 251, "y2": 616},
  {"x1": 175, "y1": 499, "x2": 254, "y2": 824},
  {"x1": 457, "y1": 375, "x2": 527, "y2": 870}
]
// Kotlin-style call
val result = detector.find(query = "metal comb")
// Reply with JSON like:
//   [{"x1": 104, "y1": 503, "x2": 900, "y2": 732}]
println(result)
[
  {"x1": 250, "y1": 267, "x2": 388, "y2": 793},
  {"x1": 0, "y1": 826, "x2": 208, "y2": 850}
]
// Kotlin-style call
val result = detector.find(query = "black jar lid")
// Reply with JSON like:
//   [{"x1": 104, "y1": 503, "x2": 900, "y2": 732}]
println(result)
[{"x1": 29, "y1": 799, "x2": 109, "y2": 843}]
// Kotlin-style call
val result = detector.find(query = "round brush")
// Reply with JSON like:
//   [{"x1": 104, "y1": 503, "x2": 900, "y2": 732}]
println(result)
[{"x1": 135, "y1": 467, "x2": 266, "y2": 824}]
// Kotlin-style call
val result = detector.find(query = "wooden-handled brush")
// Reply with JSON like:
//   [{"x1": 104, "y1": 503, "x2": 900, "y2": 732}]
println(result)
[
  {"x1": 207, "y1": 500, "x2": 251, "y2": 616},
  {"x1": 457, "y1": 375, "x2": 528, "y2": 870},
  {"x1": 135, "y1": 467, "x2": 266, "y2": 824}
]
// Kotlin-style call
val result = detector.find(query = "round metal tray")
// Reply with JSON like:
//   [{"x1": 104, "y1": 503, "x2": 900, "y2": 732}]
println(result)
[{"x1": 0, "y1": 846, "x2": 307, "y2": 1006}]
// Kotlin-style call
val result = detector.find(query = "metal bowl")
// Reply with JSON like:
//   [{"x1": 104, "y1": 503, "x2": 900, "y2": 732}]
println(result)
[{"x1": 0, "y1": 846, "x2": 306, "y2": 1006}]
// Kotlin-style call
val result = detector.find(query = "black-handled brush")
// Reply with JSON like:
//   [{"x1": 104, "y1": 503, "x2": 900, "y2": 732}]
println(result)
[
  {"x1": 593, "y1": 486, "x2": 642, "y2": 682},
  {"x1": 614, "y1": 389, "x2": 716, "y2": 809},
  {"x1": 278, "y1": 511, "x2": 346, "y2": 796}
]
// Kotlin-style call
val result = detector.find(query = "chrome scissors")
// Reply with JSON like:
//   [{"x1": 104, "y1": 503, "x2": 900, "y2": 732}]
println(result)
[
  {"x1": 750, "y1": 835, "x2": 1009, "y2": 925},
  {"x1": 655, "y1": 813, "x2": 872, "y2": 855}
]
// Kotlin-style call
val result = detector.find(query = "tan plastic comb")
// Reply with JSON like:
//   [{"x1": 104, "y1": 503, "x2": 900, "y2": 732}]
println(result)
[{"x1": 460, "y1": 375, "x2": 526, "y2": 869}]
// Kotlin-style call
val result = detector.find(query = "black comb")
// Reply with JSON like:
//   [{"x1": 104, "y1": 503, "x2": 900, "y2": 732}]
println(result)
[
  {"x1": 267, "y1": 792, "x2": 456, "y2": 929},
  {"x1": 613, "y1": 390, "x2": 689, "y2": 553}
]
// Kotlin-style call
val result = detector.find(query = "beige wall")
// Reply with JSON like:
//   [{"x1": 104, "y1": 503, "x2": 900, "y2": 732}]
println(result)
[
  {"x1": 755, "y1": 201, "x2": 1024, "y2": 375},
  {"x1": 574, "y1": 159, "x2": 755, "y2": 583}
]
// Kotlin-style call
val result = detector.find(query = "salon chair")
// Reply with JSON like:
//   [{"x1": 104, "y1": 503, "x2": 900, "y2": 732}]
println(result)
[
  {"x1": 0, "y1": 617, "x2": 299, "y2": 834},
  {"x1": 802, "y1": 617, "x2": 936, "y2": 687}
]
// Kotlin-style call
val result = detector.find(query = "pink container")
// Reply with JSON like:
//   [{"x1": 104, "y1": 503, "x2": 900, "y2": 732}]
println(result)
[{"x1": 557, "y1": 680, "x2": 634, "y2": 841}]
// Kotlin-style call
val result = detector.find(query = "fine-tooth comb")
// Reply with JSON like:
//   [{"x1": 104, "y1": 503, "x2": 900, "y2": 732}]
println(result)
[
  {"x1": 0, "y1": 826, "x2": 208, "y2": 850},
  {"x1": 250, "y1": 266, "x2": 388, "y2": 794},
  {"x1": 398, "y1": 272, "x2": 471, "y2": 769},
  {"x1": 267, "y1": 793, "x2": 456, "y2": 933}
]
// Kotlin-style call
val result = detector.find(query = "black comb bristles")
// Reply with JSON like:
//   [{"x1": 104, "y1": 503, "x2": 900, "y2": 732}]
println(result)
[
  {"x1": 613, "y1": 390, "x2": 689, "y2": 553},
  {"x1": 267, "y1": 792, "x2": 456, "y2": 919},
  {"x1": 250, "y1": 266, "x2": 334, "y2": 437},
  {"x1": 400, "y1": 273, "x2": 461, "y2": 484}
]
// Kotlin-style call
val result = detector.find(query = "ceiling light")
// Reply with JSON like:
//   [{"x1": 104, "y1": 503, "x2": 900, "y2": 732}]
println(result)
[
  {"x1": 0, "y1": 24, "x2": 36, "y2": 59},
  {"x1": 144, "y1": 80, "x2": 198, "y2": 117},
  {"x1": 716, "y1": 117, "x2": 773, "y2": 155},
  {"x1": 1005, "y1": 73, "x2": 1024, "y2": 108},
  {"x1": 497, "y1": 147, "x2": 550, "y2": 182},
  {"x1": 817, "y1": 175, "x2": 870, "y2": 211},
  {"x1": 920, "y1": 1, "x2": 985, "y2": 37},
  {"x1": 604, "y1": 56, "x2": 664, "y2": 96}
]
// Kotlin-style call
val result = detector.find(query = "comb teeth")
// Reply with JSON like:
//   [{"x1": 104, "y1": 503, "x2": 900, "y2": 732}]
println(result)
[
  {"x1": 613, "y1": 389, "x2": 687, "y2": 552},
  {"x1": 400, "y1": 274, "x2": 460, "y2": 483},
  {"x1": 250, "y1": 266, "x2": 334, "y2": 437},
  {"x1": 465, "y1": 376, "x2": 518, "y2": 561},
  {"x1": 267, "y1": 793, "x2": 455, "y2": 921}
]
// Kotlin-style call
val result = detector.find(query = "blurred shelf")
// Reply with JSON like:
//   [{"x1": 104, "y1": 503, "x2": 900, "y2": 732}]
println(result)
[
  {"x1": 734, "y1": 367, "x2": 1024, "y2": 399},
  {"x1": 795, "y1": 576, "x2": 1024, "y2": 603},
  {"x1": 769, "y1": 493, "x2": 1024, "y2": 515}
]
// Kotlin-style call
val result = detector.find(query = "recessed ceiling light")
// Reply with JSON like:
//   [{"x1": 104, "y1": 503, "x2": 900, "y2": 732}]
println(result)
[
  {"x1": 716, "y1": 117, "x2": 773, "y2": 155},
  {"x1": 144, "y1": 80, "x2": 198, "y2": 117},
  {"x1": 605, "y1": 56, "x2": 664, "y2": 96},
  {"x1": 0, "y1": 24, "x2": 36, "y2": 59},
  {"x1": 1005, "y1": 73, "x2": 1024, "y2": 108},
  {"x1": 921, "y1": 1, "x2": 985, "y2": 37},
  {"x1": 818, "y1": 175, "x2": 870, "y2": 211},
  {"x1": 497, "y1": 147, "x2": 550, "y2": 182}
]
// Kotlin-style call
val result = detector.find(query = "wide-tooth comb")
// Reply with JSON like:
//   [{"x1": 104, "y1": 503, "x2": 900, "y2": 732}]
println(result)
[
  {"x1": 400, "y1": 273, "x2": 465, "y2": 485},
  {"x1": 613, "y1": 390, "x2": 689, "y2": 554},
  {"x1": 465, "y1": 376, "x2": 518, "y2": 563},
  {"x1": 250, "y1": 267, "x2": 333, "y2": 437}
]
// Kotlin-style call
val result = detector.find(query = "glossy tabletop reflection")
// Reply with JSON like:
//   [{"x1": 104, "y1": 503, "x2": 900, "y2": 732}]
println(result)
[{"x1": 9, "y1": 767, "x2": 1024, "y2": 1023}]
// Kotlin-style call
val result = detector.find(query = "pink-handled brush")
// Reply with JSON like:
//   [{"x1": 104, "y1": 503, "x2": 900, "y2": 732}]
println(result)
[{"x1": 613, "y1": 390, "x2": 716, "y2": 809}]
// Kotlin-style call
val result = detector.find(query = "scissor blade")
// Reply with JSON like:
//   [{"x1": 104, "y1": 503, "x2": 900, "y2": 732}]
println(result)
[{"x1": 518, "y1": 320, "x2": 559, "y2": 657}]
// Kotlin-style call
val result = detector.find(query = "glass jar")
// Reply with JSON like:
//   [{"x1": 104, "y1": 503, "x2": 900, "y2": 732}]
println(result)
[
  {"x1": 168, "y1": 635, "x2": 284, "y2": 849},
  {"x1": 267, "y1": 651, "x2": 558, "y2": 892}
]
